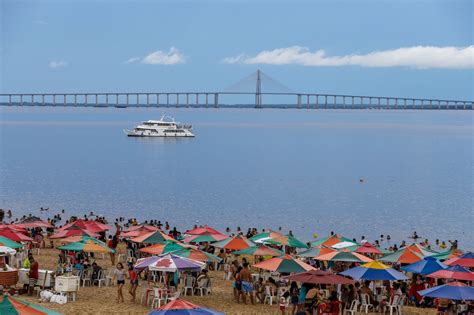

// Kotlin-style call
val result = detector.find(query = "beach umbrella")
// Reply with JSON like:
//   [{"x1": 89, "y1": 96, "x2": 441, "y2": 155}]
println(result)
[
  {"x1": 431, "y1": 249, "x2": 462, "y2": 261},
  {"x1": 316, "y1": 249, "x2": 373, "y2": 263},
  {"x1": 60, "y1": 219, "x2": 110, "y2": 233},
  {"x1": 171, "y1": 248, "x2": 222, "y2": 263},
  {"x1": 380, "y1": 243, "x2": 437, "y2": 264},
  {"x1": 121, "y1": 225, "x2": 158, "y2": 238},
  {"x1": 0, "y1": 236, "x2": 23, "y2": 249},
  {"x1": 0, "y1": 225, "x2": 27, "y2": 232},
  {"x1": 296, "y1": 246, "x2": 336, "y2": 258},
  {"x1": 311, "y1": 234, "x2": 354, "y2": 247},
  {"x1": 185, "y1": 225, "x2": 225, "y2": 236},
  {"x1": 212, "y1": 235, "x2": 254, "y2": 251},
  {"x1": 148, "y1": 253, "x2": 205, "y2": 272},
  {"x1": 148, "y1": 298, "x2": 224, "y2": 315},
  {"x1": 140, "y1": 241, "x2": 187, "y2": 255},
  {"x1": 427, "y1": 265, "x2": 474, "y2": 281},
  {"x1": 131, "y1": 230, "x2": 175, "y2": 244},
  {"x1": 354, "y1": 243, "x2": 383, "y2": 255},
  {"x1": 401, "y1": 257, "x2": 448, "y2": 275},
  {"x1": 233, "y1": 244, "x2": 284, "y2": 257},
  {"x1": 253, "y1": 254, "x2": 315, "y2": 273},
  {"x1": 0, "y1": 246, "x2": 16, "y2": 255},
  {"x1": 445, "y1": 252, "x2": 474, "y2": 268},
  {"x1": 183, "y1": 234, "x2": 228, "y2": 244},
  {"x1": 0, "y1": 230, "x2": 33, "y2": 242},
  {"x1": 49, "y1": 226, "x2": 99, "y2": 239},
  {"x1": 124, "y1": 224, "x2": 158, "y2": 232},
  {"x1": 332, "y1": 241, "x2": 359, "y2": 249},
  {"x1": 58, "y1": 236, "x2": 115, "y2": 253},
  {"x1": 340, "y1": 261, "x2": 408, "y2": 281},
  {"x1": 284, "y1": 269, "x2": 354, "y2": 285},
  {"x1": 15, "y1": 218, "x2": 53, "y2": 229},
  {"x1": 134, "y1": 256, "x2": 161, "y2": 270},
  {"x1": 250, "y1": 231, "x2": 307, "y2": 248},
  {"x1": 418, "y1": 282, "x2": 474, "y2": 301},
  {"x1": 0, "y1": 296, "x2": 63, "y2": 315}
]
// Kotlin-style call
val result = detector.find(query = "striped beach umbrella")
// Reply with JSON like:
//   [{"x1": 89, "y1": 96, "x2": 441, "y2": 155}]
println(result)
[
  {"x1": 148, "y1": 254, "x2": 205, "y2": 272},
  {"x1": 0, "y1": 236, "x2": 22, "y2": 249},
  {"x1": 58, "y1": 236, "x2": 115, "y2": 253},
  {"x1": 121, "y1": 225, "x2": 158, "y2": 238},
  {"x1": 284, "y1": 270, "x2": 354, "y2": 285},
  {"x1": 148, "y1": 299, "x2": 224, "y2": 315},
  {"x1": 311, "y1": 234, "x2": 354, "y2": 247},
  {"x1": 131, "y1": 229, "x2": 175, "y2": 244},
  {"x1": 297, "y1": 246, "x2": 336, "y2": 258},
  {"x1": 401, "y1": 257, "x2": 447, "y2": 275},
  {"x1": 444, "y1": 252, "x2": 474, "y2": 268},
  {"x1": 253, "y1": 254, "x2": 315, "y2": 273},
  {"x1": 185, "y1": 225, "x2": 225, "y2": 236},
  {"x1": 354, "y1": 243, "x2": 383, "y2": 255},
  {"x1": 418, "y1": 282, "x2": 474, "y2": 300},
  {"x1": 0, "y1": 296, "x2": 63, "y2": 315},
  {"x1": 140, "y1": 241, "x2": 186, "y2": 255},
  {"x1": 233, "y1": 244, "x2": 284, "y2": 257},
  {"x1": 172, "y1": 248, "x2": 222, "y2": 263},
  {"x1": 183, "y1": 234, "x2": 228, "y2": 244},
  {"x1": 49, "y1": 226, "x2": 99, "y2": 239},
  {"x1": 340, "y1": 261, "x2": 408, "y2": 280},
  {"x1": 316, "y1": 250, "x2": 373, "y2": 263},
  {"x1": 60, "y1": 219, "x2": 110, "y2": 233},
  {"x1": 250, "y1": 231, "x2": 307, "y2": 248},
  {"x1": 431, "y1": 249, "x2": 462, "y2": 261},
  {"x1": 212, "y1": 235, "x2": 253, "y2": 251},
  {"x1": 380, "y1": 244, "x2": 438, "y2": 264},
  {"x1": 427, "y1": 265, "x2": 474, "y2": 281}
]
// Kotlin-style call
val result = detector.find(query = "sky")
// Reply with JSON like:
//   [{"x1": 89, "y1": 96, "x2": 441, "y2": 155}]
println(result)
[{"x1": 1, "y1": 0, "x2": 473, "y2": 101}]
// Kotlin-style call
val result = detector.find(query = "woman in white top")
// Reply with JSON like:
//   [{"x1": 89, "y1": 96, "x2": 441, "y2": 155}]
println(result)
[{"x1": 113, "y1": 262, "x2": 127, "y2": 303}]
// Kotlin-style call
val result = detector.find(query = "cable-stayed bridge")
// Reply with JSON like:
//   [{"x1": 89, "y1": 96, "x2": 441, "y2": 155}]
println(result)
[{"x1": 1, "y1": 70, "x2": 472, "y2": 110}]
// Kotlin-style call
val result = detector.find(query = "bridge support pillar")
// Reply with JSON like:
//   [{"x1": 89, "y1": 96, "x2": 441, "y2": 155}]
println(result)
[
  {"x1": 214, "y1": 93, "x2": 219, "y2": 108},
  {"x1": 297, "y1": 94, "x2": 301, "y2": 108},
  {"x1": 176, "y1": 94, "x2": 179, "y2": 107},
  {"x1": 166, "y1": 94, "x2": 169, "y2": 106},
  {"x1": 186, "y1": 93, "x2": 189, "y2": 107},
  {"x1": 196, "y1": 94, "x2": 199, "y2": 107},
  {"x1": 206, "y1": 94, "x2": 208, "y2": 108}
]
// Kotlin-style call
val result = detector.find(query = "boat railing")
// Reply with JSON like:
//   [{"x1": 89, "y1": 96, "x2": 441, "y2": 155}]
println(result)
[{"x1": 177, "y1": 124, "x2": 192, "y2": 129}]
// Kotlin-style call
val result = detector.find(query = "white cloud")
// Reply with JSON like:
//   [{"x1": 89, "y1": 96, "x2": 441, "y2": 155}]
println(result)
[
  {"x1": 33, "y1": 20, "x2": 48, "y2": 25},
  {"x1": 125, "y1": 47, "x2": 186, "y2": 65},
  {"x1": 222, "y1": 45, "x2": 474, "y2": 69},
  {"x1": 49, "y1": 60, "x2": 68, "y2": 69}
]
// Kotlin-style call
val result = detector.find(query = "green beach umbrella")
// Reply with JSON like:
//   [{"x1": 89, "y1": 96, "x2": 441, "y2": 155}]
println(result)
[
  {"x1": 380, "y1": 244, "x2": 438, "y2": 264},
  {"x1": 253, "y1": 254, "x2": 315, "y2": 273},
  {"x1": 297, "y1": 246, "x2": 336, "y2": 258},
  {"x1": 0, "y1": 296, "x2": 63, "y2": 315},
  {"x1": 250, "y1": 231, "x2": 308, "y2": 248},
  {"x1": 310, "y1": 234, "x2": 354, "y2": 247},
  {"x1": 184, "y1": 234, "x2": 228, "y2": 244},
  {"x1": 139, "y1": 241, "x2": 186, "y2": 255},
  {"x1": 0, "y1": 236, "x2": 22, "y2": 249},
  {"x1": 233, "y1": 244, "x2": 284, "y2": 257},
  {"x1": 58, "y1": 236, "x2": 115, "y2": 253}
]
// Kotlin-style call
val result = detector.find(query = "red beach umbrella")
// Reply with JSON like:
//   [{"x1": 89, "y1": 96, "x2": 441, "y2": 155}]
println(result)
[
  {"x1": 427, "y1": 265, "x2": 474, "y2": 281},
  {"x1": 211, "y1": 235, "x2": 253, "y2": 251},
  {"x1": 49, "y1": 226, "x2": 98, "y2": 239},
  {"x1": 354, "y1": 242, "x2": 383, "y2": 255},
  {"x1": 60, "y1": 219, "x2": 110, "y2": 233},
  {"x1": 185, "y1": 225, "x2": 225, "y2": 236},
  {"x1": 444, "y1": 252, "x2": 474, "y2": 268},
  {"x1": 0, "y1": 230, "x2": 33, "y2": 242},
  {"x1": 284, "y1": 269, "x2": 354, "y2": 285}
]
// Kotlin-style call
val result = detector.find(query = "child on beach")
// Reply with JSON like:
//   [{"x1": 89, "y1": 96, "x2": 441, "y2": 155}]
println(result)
[
  {"x1": 113, "y1": 263, "x2": 126, "y2": 303},
  {"x1": 279, "y1": 296, "x2": 287, "y2": 314},
  {"x1": 128, "y1": 265, "x2": 138, "y2": 302}
]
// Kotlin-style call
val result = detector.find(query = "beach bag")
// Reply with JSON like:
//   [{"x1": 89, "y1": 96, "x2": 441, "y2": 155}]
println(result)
[{"x1": 39, "y1": 290, "x2": 54, "y2": 302}]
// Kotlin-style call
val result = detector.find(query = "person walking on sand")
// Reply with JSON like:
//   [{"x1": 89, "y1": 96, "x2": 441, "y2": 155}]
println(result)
[
  {"x1": 113, "y1": 263, "x2": 127, "y2": 303},
  {"x1": 128, "y1": 265, "x2": 138, "y2": 302},
  {"x1": 237, "y1": 262, "x2": 255, "y2": 305}
]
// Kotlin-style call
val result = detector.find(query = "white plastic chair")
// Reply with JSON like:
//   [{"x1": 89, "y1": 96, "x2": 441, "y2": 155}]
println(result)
[
  {"x1": 182, "y1": 276, "x2": 195, "y2": 296},
  {"x1": 105, "y1": 269, "x2": 114, "y2": 286},
  {"x1": 95, "y1": 269, "x2": 107, "y2": 287},
  {"x1": 383, "y1": 294, "x2": 401, "y2": 315},
  {"x1": 151, "y1": 288, "x2": 168, "y2": 308},
  {"x1": 194, "y1": 278, "x2": 207, "y2": 296},
  {"x1": 204, "y1": 278, "x2": 212, "y2": 295},
  {"x1": 344, "y1": 299, "x2": 359, "y2": 315},
  {"x1": 263, "y1": 285, "x2": 277, "y2": 305},
  {"x1": 360, "y1": 293, "x2": 374, "y2": 314},
  {"x1": 81, "y1": 269, "x2": 92, "y2": 287}
]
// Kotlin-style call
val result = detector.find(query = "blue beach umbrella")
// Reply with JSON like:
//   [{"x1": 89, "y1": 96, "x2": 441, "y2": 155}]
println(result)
[
  {"x1": 340, "y1": 261, "x2": 408, "y2": 281},
  {"x1": 418, "y1": 282, "x2": 474, "y2": 300},
  {"x1": 401, "y1": 257, "x2": 447, "y2": 275}
]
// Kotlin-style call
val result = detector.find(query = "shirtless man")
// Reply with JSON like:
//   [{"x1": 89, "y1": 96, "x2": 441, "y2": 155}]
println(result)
[{"x1": 238, "y1": 262, "x2": 255, "y2": 305}]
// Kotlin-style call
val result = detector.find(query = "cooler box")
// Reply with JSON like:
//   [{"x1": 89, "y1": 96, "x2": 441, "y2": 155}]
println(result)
[
  {"x1": 55, "y1": 275, "x2": 79, "y2": 292},
  {"x1": 18, "y1": 269, "x2": 53, "y2": 287}
]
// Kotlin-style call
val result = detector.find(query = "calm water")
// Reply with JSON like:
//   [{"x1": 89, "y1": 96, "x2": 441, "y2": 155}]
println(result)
[{"x1": 0, "y1": 107, "x2": 472, "y2": 249}]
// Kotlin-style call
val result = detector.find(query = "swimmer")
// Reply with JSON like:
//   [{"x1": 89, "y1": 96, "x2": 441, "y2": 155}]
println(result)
[
  {"x1": 387, "y1": 235, "x2": 391, "y2": 241},
  {"x1": 440, "y1": 241, "x2": 447, "y2": 249}
]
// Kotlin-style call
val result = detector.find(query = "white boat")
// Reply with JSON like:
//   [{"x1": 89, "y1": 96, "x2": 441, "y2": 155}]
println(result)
[{"x1": 124, "y1": 115, "x2": 194, "y2": 137}]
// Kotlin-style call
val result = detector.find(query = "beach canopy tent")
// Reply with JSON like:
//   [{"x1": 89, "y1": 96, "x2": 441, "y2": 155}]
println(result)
[
  {"x1": 58, "y1": 236, "x2": 115, "y2": 253},
  {"x1": 380, "y1": 244, "x2": 438, "y2": 264},
  {"x1": 131, "y1": 230, "x2": 175, "y2": 244},
  {"x1": 316, "y1": 249, "x2": 373, "y2": 263},
  {"x1": 148, "y1": 299, "x2": 224, "y2": 315},
  {"x1": 445, "y1": 252, "x2": 474, "y2": 268},
  {"x1": 0, "y1": 296, "x2": 63, "y2": 315},
  {"x1": 401, "y1": 257, "x2": 448, "y2": 275},
  {"x1": 148, "y1": 254, "x2": 205, "y2": 273},
  {"x1": 250, "y1": 231, "x2": 308, "y2": 248},
  {"x1": 253, "y1": 254, "x2": 315, "y2": 273},
  {"x1": 427, "y1": 265, "x2": 474, "y2": 281},
  {"x1": 353, "y1": 242, "x2": 384, "y2": 255},
  {"x1": 140, "y1": 241, "x2": 187, "y2": 255},
  {"x1": 0, "y1": 230, "x2": 33, "y2": 242},
  {"x1": 296, "y1": 246, "x2": 336, "y2": 258},
  {"x1": 0, "y1": 236, "x2": 23, "y2": 249},
  {"x1": 418, "y1": 282, "x2": 474, "y2": 301},
  {"x1": 60, "y1": 219, "x2": 110, "y2": 233},
  {"x1": 340, "y1": 261, "x2": 408, "y2": 281},
  {"x1": 185, "y1": 225, "x2": 225, "y2": 236},
  {"x1": 183, "y1": 234, "x2": 228, "y2": 244},
  {"x1": 284, "y1": 269, "x2": 354, "y2": 285},
  {"x1": 311, "y1": 234, "x2": 354, "y2": 247},
  {"x1": 172, "y1": 248, "x2": 222, "y2": 263},
  {"x1": 15, "y1": 216, "x2": 53, "y2": 229},
  {"x1": 232, "y1": 244, "x2": 284, "y2": 257},
  {"x1": 212, "y1": 235, "x2": 254, "y2": 251},
  {"x1": 49, "y1": 226, "x2": 99, "y2": 239}
]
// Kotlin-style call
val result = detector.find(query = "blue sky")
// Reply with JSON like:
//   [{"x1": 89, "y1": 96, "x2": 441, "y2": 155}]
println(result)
[{"x1": 1, "y1": 0, "x2": 473, "y2": 100}]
